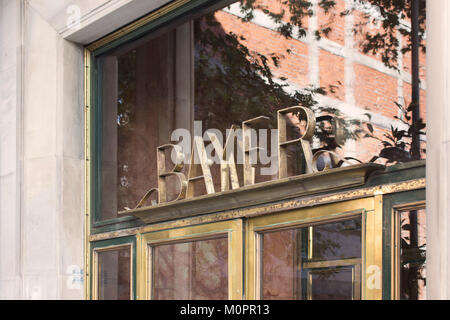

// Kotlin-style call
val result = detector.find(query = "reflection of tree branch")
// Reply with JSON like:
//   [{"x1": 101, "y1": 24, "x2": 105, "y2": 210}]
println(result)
[
  {"x1": 363, "y1": 102, "x2": 426, "y2": 164},
  {"x1": 195, "y1": 10, "x2": 362, "y2": 147},
  {"x1": 238, "y1": 0, "x2": 425, "y2": 71},
  {"x1": 400, "y1": 210, "x2": 426, "y2": 300},
  {"x1": 311, "y1": 219, "x2": 362, "y2": 260}
]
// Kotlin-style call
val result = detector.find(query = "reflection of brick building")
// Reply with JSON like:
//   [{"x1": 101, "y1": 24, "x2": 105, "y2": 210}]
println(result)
[{"x1": 212, "y1": 0, "x2": 426, "y2": 163}]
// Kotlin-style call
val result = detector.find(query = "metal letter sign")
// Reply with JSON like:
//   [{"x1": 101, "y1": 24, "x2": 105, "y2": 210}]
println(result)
[{"x1": 131, "y1": 106, "x2": 355, "y2": 208}]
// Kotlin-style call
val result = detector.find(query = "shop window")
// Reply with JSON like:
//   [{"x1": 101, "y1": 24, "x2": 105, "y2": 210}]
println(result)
[
  {"x1": 96, "y1": 24, "x2": 194, "y2": 221},
  {"x1": 86, "y1": 0, "x2": 426, "y2": 301},
  {"x1": 92, "y1": 0, "x2": 398, "y2": 223}
]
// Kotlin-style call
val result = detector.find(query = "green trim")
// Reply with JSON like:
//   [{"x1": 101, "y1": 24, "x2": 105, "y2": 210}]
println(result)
[
  {"x1": 90, "y1": 236, "x2": 137, "y2": 300},
  {"x1": 381, "y1": 188, "x2": 426, "y2": 300},
  {"x1": 92, "y1": 57, "x2": 102, "y2": 226},
  {"x1": 366, "y1": 160, "x2": 425, "y2": 187},
  {"x1": 90, "y1": 49, "x2": 142, "y2": 231},
  {"x1": 93, "y1": 218, "x2": 142, "y2": 235},
  {"x1": 91, "y1": 0, "x2": 224, "y2": 57}
]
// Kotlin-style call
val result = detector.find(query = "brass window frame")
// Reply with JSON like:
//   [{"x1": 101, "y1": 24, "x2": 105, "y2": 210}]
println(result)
[
  {"x1": 137, "y1": 219, "x2": 243, "y2": 300},
  {"x1": 92, "y1": 243, "x2": 134, "y2": 300},
  {"x1": 304, "y1": 218, "x2": 363, "y2": 300},
  {"x1": 391, "y1": 201, "x2": 426, "y2": 300},
  {"x1": 305, "y1": 263, "x2": 361, "y2": 300},
  {"x1": 246, "y1": 196, "x2": 383, "y2": 300}
]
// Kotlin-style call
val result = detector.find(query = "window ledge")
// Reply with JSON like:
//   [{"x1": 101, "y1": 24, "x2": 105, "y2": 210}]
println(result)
[{"x1": 119, "y1": 163, "x2": 385, "y2": 224}]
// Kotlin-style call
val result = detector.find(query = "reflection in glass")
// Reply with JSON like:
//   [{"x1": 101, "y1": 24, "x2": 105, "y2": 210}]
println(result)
[
  {"x1": 312, "y1": 219, "x2": 362, "y2": 260},
  {"x1": 262, "y1": 229, "x2": 301, "y2": 300},
  {"x1": 96, "y1": 0, "x2": 425, "y2": 220},
  {"x1": 309, "y1": 267, "x2": 354, "y2": 300},
  {"x1": 261, "y1": 217, "x2": 361, "y2": 300},
  {"x1": 152, "y1": 237, "x2": 228, "y2": 300},
  {"x1": 400, "y1": 208, "x2": 426, "y2": 300},
  {"x1": 99, "y1": 23, "x2": 194, "y2": 220},
  {"x1": 97, "y1": 247, "x2": 131, "y2": 300}
]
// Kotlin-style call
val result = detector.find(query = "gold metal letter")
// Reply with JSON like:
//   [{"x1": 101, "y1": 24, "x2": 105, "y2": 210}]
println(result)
[
  {"x1": 278, "y1": 106, "x2": 316, "y2": 178},
  {"x1": 157, "y1": 144, "x2": 188, "y2": 203},
  {"x1": 186, "y1": 136, "x2": 215, "y2": 198},
  {"x1": 207, "y1": 125, "x2": 241, "y2": 192},
  {"x1": 243, "y1": 116, "x2": 270, "y2": 186}
]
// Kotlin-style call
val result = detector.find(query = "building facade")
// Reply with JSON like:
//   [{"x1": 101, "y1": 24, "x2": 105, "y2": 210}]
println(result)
[{"x1": 0, "y1": 0, "x2": 444, "y2": 300}]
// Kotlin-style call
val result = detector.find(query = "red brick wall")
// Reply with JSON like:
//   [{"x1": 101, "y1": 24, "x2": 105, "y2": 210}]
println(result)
[{"x1": 215, "y1": 0, "x2": 426, "y2": 163}]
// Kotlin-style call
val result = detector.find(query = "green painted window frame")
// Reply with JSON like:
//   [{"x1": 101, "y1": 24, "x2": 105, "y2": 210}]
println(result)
[{"x1": 381, "y1": 188, "x2": 426, "y2": 300}]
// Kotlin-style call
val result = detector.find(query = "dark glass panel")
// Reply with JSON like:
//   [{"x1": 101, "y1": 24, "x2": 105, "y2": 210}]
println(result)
[
  {"x1": 99, "y1": 30, "x2": 178, "y2": 220},
  {"x1": 309, "y1": 267, "x2": 353, "y2": 300},
  {"x1": 261, "y1": 229, "x2": 301, "y2": 300}
]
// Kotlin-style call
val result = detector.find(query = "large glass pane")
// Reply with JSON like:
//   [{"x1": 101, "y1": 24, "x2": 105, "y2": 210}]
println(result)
[
  {"x1": 261, "y1": 217, "x2": 361, "y2": 300},
  {"x1": 96, "y1": 0, "x2": 426, "y2": 219},
  {"x1": 194, "y1": 0, "x2": 426, "y2": 173},
  {"x1": 99, "y1": 31, "x2": 177, "y2": 220},
  {"x1": 152, "y1": 237, "x2": 228, "y2": 300},
  {"x1": 97, "y1": 247, "x2": 132, "y2": 300},
  {"x1": 400, "y1": 208, "x2": 426, "y2": 300}
]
